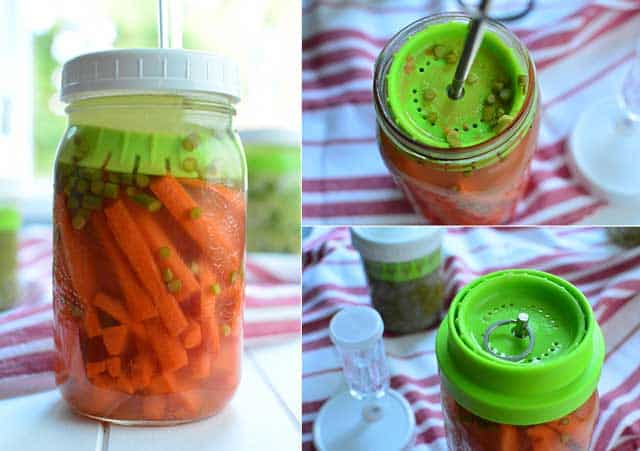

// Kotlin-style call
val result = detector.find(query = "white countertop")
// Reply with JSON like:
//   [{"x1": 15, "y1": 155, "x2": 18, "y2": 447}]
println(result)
[{"x1": 0, "y1": 338, "x2": 301, "y2": 451}]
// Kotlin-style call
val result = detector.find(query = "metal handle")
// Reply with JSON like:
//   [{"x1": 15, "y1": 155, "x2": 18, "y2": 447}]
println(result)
[{"x1": 482, "y1": 312, "x2": 534, "y2": 362}]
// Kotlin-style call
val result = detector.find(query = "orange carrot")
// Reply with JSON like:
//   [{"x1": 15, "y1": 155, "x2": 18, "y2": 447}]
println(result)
[
  {"x1": 115, "y1": 375, "x2": 135, "y2": 395},
  {"x1": 130, "y1": 351, "x2": 155, "y2": 390},
  {"x1": 93, "y1": 292, "x2": 130, "y2": 325},
  {"x1": 67, "y1": 375, "x2": 126, "y2": 416},
  {"x1": 145, "y1": 318, "x2": 188, "y2": 372},
  {"x1": 198, "y1": 261, "x2": 218, "y2": 318},
  {"x1": 175, "y1": 390, "x2": 203, "y2": 415},
  {"x1": 92, "y1": 292, "x2": 147, "y2": 339},
  {"x1": 149, "y1": 176, "x2": 239, "y2": 268},
  {"x1": 125, "y1": 199, "x2": 200, "y2": 303},
  {"x1": 200, "y1": 315, "x2": 220, "y2": 356},
  {"x1": 181, "y1": 178, "x2": 245, "y2": 223},
  {"x1": 188, "y1": 347, "x2": 211, "y2": 379},
  {"x1": 92, "y1": 213, "x2": 157, "y2": 322},
  {"x1": 104, "y1": 200, "x2": 187, "y2": 336},
  {"x1": 143, "y1": 396, "x2": 166, "y2": 420},
  {"x1": 102, "y1": 325, "x2": 129, "y2": 356},
  {"x1": 147, "y1": 374, "x2": 172, "y2": 394},
  {"x1": 86, "y1": 360, "x2": 106, "y2": 378},
  {"x1": 106, "y1": 356, "x2": 121, "y2": 378},
  {"x1": 54, "y1": 194, "x2": 101, "y2": 337},
  {"x1": 181, "y1": 319, "x2": 202, "y2": 349}
]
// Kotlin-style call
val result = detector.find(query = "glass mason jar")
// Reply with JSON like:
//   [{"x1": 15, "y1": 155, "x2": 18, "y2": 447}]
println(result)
[
  {"x1": 350, "y1": 227, "x2": 445, "y2": 334},
  {"x1": 436, "y1": 270, "x2": 605, "y2": 450},
  {"x1": 52, "y1": 50, "x2": 245, "y2": 424},
  {"x1": 374, "y1": 13, "x2": 540, "y2": 225},
  {"x1": 240, "y1": 130, "x2": 300, "y2": 254}
]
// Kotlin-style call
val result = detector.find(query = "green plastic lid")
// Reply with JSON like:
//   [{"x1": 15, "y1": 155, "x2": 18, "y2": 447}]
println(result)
[
  {"x1": 436, "y1": 269, "x2": 604, "y2": 425},
  {"x1": 241, "y1": 130, "x2": 299, "y2": 174},
  {"x1": 386, "y1": 20, "x2": 528, "y2": 148},
  {"x1": 57, "y1": 125, "x2": 219, "y2": 178},
  {"x1": 0, "y1": 206, "x2": 20, "y2": 232}
]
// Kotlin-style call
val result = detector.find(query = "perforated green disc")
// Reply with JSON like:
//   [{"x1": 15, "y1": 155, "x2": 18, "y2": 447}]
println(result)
[
  {"x1": 436, "y1": 269, "x2": 604, "y2": 425},
  {"x1": 386, "y1": 21, "x2": 527, "y2": 148},
  {"x1": 57, "y1": 125, "x2": 217, "y2": 178}
]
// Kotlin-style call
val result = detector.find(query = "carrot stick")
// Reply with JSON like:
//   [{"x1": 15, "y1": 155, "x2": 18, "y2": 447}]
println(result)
[
  {"x1": 143, "y1": 396, "x2": 166, "y2": 420},
  {"x1": 93, "y1": 292, "x2": 130, "y2": 325},
  {"x1": 180, "y1": 178, "x2": 245, "y2": 221},
  {"x1": 92, "y1": 213, "x2": 157, "y2": 322},
  {"x1": 104, "y1": 200, "x2": 187, "y2": 336},
  {"x1": 125, "y1": 199, "x2": 200, "y2": 303},
  {"x1": 130, "y1": 350, "x2": 155, "y2": 390},
  {"x1": 188, "y1": 347, "x2": 211, "y2": 379},
  {"x1": 145, "y1": 318, "x2": 188, "y2": 372},
  {"x1": 115, "y1": 375, "x2": 135, "y2": 395},
  {"x1": 92, "y1": 291, "x2": 147, "y2": 339},
  {"x1": 149, "y1": 176, "x2": 239, "y2": 268},
  {"x1": 54, "y1": 194, "x2": 101, "y2": 337},
  {"x1": 181, "y1": 319, "x2": 202, "y2": 349},
  {"x1": 198, "y1": 261, "x2": 218, "y2": 318},
  {"x1": 147, "y1": 374, "x2": 172, "y2": 394},
  {"x1": 86, "y1": 360, "x2": 106, "y2": 378},
  {"x1": 106, "y1": 356, "x2": 121, "y2": 378},
  {"x1": 200, "y1": 316, "x2": 220, "y2": 357},
  {"x1": 102, "y1": 325, "x2": 129, "y2": 356}
]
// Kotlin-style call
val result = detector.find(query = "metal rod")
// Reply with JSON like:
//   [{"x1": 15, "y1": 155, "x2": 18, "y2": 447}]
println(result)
[
  {"x1": 157, "y1": 0, "x2": 183, "y2": 49},
  {"x1": 448, "y1": 0, "x2": 492, "y2": 100}
]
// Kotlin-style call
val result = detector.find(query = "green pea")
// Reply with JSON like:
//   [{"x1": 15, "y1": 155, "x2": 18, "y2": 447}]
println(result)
[
  {"x1": 159, "y1": 246, "x2": 171, "y2": 259},
  {"x1": 221, "y1": 324, "x2": 231, "y2": 337},
  {"x1": 190, "y1": 207, "x2": 202, "y2": 220},
  {"x1": 433, "y1": 45, "x2": 448, "y2": 59},
  {"x1": 135, "y1": 174, "x2": 150, "y2": 188},
  {"x1": 103, "y1": 183, "x2": 119, "y2": 199},
  {"x1": 120, "y1": 174, "x2": 133, "y2": 185},
  {"x1": 90, "y1": 180, "x2": 104, "y2": 196},
  {"x1": 82, "y1": 195, "x2": 102, "y2": 210},
  {"x1": 423, "y1": 88, "x2": 436, "y2": 102},
  {"x1": 167, "y1": 279, "x2": 182, "y2": 293},
  {"x1": 182, "y1": 158, "x2": 198, "y2": 172},
  {"x1": 210, "y1": 283, "x2": 221, "y2": 296},
  {"x1": 190, "y1": 261, "x2": 200, "y2": 275},
  {"x1": 162, "y1": 268, "x2": 173, "y2": 283},
  {"x1": 108, "y1": 173, "x2": 120, "y2": 184},
  {"x1": 75, "y1": 178, "x2": 89, "y2": 194}
]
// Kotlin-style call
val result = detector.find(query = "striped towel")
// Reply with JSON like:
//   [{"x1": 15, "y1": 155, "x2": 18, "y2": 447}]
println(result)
[
  {"x1": 302, "y1": 226, "x2": 640, "y2": 451},
  {"x1": 302, "y1": 0, "x2": 640, "y2": 224},
  {"x1": 0, "y1": 225, "x2": 301, "y2": 399}
]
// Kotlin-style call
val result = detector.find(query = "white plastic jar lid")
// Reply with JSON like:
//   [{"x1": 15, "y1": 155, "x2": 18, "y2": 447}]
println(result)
[
  {"x1": 60, "y1": 49, "x2": 240, "y2": 103},
  {"x1": 329, "y1": 306, "x2": 384, "y2": 351},
  {"x1": 350, "y1": 227, "x2": 444, "y2": 263}
]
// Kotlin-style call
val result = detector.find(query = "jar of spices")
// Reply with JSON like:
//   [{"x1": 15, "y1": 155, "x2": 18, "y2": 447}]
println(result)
[
  {"x1": 350, "y1": 227, "x2": 445, "y2": 334},
  {"x1": 436, "y1": 269, "x2": 604, "y2": 450},
  {"x1": 52, "y1": 49, "x2": 245, "y2": 424}
]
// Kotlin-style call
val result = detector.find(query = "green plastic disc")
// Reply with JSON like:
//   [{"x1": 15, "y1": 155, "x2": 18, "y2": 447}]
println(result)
[
  {"x1": 386, "y1": 21, "x2": 527, "y2": 148},
  {"x1": 57, "y1": 125, "x2": 218, "y2": 178},
  {"x1": 436, "y1": 269, "x2": 604, "y2": 425}
]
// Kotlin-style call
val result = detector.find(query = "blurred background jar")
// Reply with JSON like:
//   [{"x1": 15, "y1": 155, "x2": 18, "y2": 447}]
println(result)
[
  {"x1": 241, "y1": 130, "x2": 300, "y2": 254},
  {"x1": 0, "y1": 181, "x2": 21, "y2": 311},
  {"x1": 350, "y1": 227, "x2": 445, "y2": 334},
  {"x1": 606, "y1": 227, "x2": 640, "y2": 248}
]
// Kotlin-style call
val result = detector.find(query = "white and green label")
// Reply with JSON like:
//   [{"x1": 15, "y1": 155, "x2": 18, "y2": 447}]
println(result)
[{"x1": 364, "y1": 249, "x2": 441, "y2": 282}]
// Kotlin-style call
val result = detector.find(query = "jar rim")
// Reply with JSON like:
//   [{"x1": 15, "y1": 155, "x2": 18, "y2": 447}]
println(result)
[{"x1": 373, "y1": 13, "x2": 537, "y2": 165}]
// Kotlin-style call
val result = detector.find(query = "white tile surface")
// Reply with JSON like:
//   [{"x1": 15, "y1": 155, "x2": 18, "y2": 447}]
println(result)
[
  {"x1": 0, "y1": 389, "x2": 102, "y2": 451},
  {"x1": 248, "y1": 337, "x2": 301, "y2": 424},
  {"x1": 108, "y1": 354, "x2": 301, "y2": 451}
]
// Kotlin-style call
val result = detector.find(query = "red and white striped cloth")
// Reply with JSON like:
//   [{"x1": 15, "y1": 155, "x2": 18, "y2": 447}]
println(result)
[
  {"x1": 0, "y1": 225, "x2": 301, "y2": 399},
  {"x1": 302, "y1": 226, "x2": 640, "y2": 451},
  {"x1": 302, "y1": 0, "x2": 640, "y2": 224}
]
